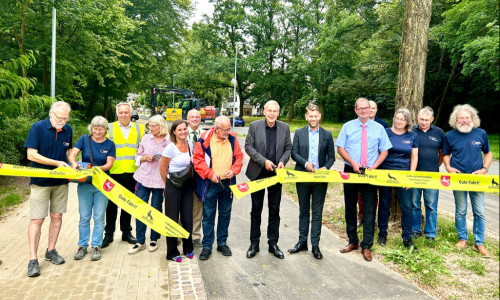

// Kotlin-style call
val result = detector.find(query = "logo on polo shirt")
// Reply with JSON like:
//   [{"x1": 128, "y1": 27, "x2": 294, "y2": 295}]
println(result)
[
  {"x1": 237, "y1": 183, "x2": 249, "y2": 192},
  {"x1": 100, "y1": 149, "x2": 109, "y2": 153},
  {"x1": 428, "y1": 136, "x2": 438, "y2": 142},
  {"x1": 103, "y1": 179, "x2": 115, "y2": 192},
  {"x1": 441, "y1": 176, "x2": 451, "y2": 187},
  {"x1": 402, "y1": 140, "x2": 411, "y2": 144},
  {"x1": 63, "y1": 142, "x2": 70, "y2": 147},
  {"x1": 339, "y1": 172, "x2": 350, "y2": 180},
  {"x1": 471, "y1": 141, "x2": 481, "y2": 146}
]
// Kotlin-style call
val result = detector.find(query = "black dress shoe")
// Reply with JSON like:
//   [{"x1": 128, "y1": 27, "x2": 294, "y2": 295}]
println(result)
[
  {"x1": 269, "y1": 244, "x2": 284, "y2": 259},
  {"x1": 288, "y1": 242, "x2": 308, "y2": 254},
  {"x1": 199, "y1": 248, "x2": 212, "y2": 260},
  {"x1": 246, "y1": 243, "x2": 260, "y2": 258},
  {"x1": 101, "y1": 234, "x2": 113, "y2": 249},
  {"x1": 122, "y1": 232, "x2": 137, "y2": 244},
  {"x1": 312, "y1": 246, "x2": 323, "y2": 259}
]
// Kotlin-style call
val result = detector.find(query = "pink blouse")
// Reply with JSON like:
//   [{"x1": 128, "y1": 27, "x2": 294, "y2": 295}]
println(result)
[{"x1": 133, "y1": 134, "x2": 170, "y2": 189}]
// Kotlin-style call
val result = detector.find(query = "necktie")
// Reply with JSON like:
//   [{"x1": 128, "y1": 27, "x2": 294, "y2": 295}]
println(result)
[
  {"x1": 192, "y1": 131, "x2": 198, "y2": 144},
  {"x1": 361, "y1": 124, "x2": 367, "y2": 167}
]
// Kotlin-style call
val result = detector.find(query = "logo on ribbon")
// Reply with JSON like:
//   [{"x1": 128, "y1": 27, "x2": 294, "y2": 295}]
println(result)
[
  {"x1": 103, "y1": 179, "x2": 115, "y2": 192},
  {"x1": 0, "y1": 163, "x2": 3, "y2": 169},
  {"x1": 440, "y1": 176, "x2": 451, "y2": 187},
  {"x1": 339, "y1": 172, "x2": 350, "y2": 180},
  {"x1": 237, "y1": 183, "x2": 249, "y2": 192}
]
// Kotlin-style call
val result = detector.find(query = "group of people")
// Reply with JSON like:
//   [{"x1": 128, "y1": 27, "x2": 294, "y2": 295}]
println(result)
[{"x1": 24, "y1": 98, "x2": 492, "y2": 278}]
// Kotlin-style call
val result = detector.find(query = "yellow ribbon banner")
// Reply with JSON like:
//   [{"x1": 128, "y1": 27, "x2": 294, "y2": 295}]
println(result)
[
  {"x1": 0, "y1": 163, "x2": 188, "y2": 238},
  {"x1": 230, "y1": 168, "x2": 499, "y2": 199}
]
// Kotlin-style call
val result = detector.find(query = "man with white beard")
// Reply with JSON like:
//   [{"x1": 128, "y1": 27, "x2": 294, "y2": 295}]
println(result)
[{"x1": 442, "y1": 104, "x2": 492, "y2": 257}]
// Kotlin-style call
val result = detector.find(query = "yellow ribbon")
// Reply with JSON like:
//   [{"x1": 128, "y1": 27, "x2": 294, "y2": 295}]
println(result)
[
  {"x1": 229, "y1": 168, "x2": 499, "y2": 199},
  {"x1": 0, "y1": 163, "x2": 188, "y2": 238}
]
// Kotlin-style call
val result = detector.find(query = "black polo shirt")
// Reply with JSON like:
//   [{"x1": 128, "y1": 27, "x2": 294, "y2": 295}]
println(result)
[
  {"x1": 413, "y1": 124, "x2": 444, "y2": 172},
  {"x1": 24, "y1": 118, "x2": 73, "y2": 186}
]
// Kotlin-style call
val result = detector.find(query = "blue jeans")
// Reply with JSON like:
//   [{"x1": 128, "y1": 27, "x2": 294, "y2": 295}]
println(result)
[
  {"x1": 453, "y1": 191, "x2": 485, "y2": 245},
  {"x1": 77, "y1": 183, "x2": 109, "y2": 248},
  {"x1": 202, "y1": 180, "x2": 233, "y2": 250},
  {"x1": 412, "y1": 188, "x2": 439, "y2": 237},
  {"x1": 135, "y1": 182, "x2": 164, "y2": 244},
  {"x1": 378, "y1": 186, "x2": 414, "y2": 241}
]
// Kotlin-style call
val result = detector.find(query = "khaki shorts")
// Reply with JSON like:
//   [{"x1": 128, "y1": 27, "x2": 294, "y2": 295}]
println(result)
[{"x1": 30, "y1": 184, "x2": 69, "y2": 219}]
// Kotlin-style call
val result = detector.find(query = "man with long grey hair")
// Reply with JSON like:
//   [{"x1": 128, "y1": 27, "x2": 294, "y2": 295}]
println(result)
[{"x1": 443, "y1": 104, "x2": 492, "y2": 257}]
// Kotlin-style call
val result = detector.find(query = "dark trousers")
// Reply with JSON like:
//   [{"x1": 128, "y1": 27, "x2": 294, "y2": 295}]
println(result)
[
  {"x1": 250, "y1": 169, "x2": 282, "y2": 245},
  {"x1": 164, "y1": 180, "x2": 193, "y2": 259},
  {"x1": 296, "y1": 182, "x2": 328, "y2": 246},
  {"x1": 202, "y1": 180, "x2": 233, "y2": 250},
  {"x1": 343, "y1": 165, "x2": 377, "y2": 249},
  {"x1": 104, "y1": 173, "x2": 134, "y2": 234}
]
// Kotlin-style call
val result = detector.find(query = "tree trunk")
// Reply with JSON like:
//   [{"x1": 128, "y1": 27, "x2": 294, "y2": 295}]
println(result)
[
  {"x1": 289, "y1": 79, "x2": 296, "y2": 121},
  {"x1": 395, "y1": 0, "x2": 433, "y2": 122},
  {"x1": 434, "y1": 58, "x2": 459, "y2": 125}
]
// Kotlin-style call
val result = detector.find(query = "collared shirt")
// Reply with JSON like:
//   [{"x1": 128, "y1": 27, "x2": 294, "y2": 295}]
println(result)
[
  {"x1": 210, "y1": 134, "x2": 233, "y2": 179},
  {"x1": 133, "y1": 133, "x2": 170, "y2": 189},
  {"x1": 442, "y1": 128, "x2": 490, "y2": 174},
  {"x1": 336, "y1": 118, "x2": 392, "y2": 168},
  {"x1": 375, "y1": 116, "x2": 389, "y2": 128},
  {"x1": 413, "y1": 124, "x2": 444, "y2": 172},
  {"x1": 307, "y1": 126, "x2": 320, "y2": 169},
  {"x1": 188, "y1": 126, "x2": 201, "y2": 144},
  {"x1": 118, "y1": 122, "x2": 134, "y2": 141},
  {"x1": 265, "y1": 123, "x2": 277, "y2": 164},
  {"x1": 379, "y1": 128, "x2": 418, "y2": 170},
  {"x1": 24, "y1": 117, "x2": 73, "y2": 186}
]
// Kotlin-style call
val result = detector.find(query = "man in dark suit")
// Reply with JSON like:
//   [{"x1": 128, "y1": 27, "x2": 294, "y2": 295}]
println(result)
[
  {"x1": 245, "y1": 100, "x2": 292, "y2": 259},
  {"x1": 288, "y1": 104, "x2": 335, "y2": 259}
]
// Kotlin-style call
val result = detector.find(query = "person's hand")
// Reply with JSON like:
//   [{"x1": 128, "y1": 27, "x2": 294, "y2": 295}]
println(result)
[
  {"x1": 472, "y1": 168, "x2": 487, "y2": 175},
  {"x1": 225, "y1": 169, "x2": 235, "y2": 179},
  {"x1": 352, "y1": 162, "x2": 363, "y2": 174},
  {"x1": 277, "y1": 162, "x2": 285, "y2": 169},
  {"x1": 446, "y1": 167, "x2": 460, "y2": 174},
  {"x1": 56, "y1": 161, "x2": 69, "y2": 168},
  {"x1": 141, "y1": 155, "x2": 153, "y2": 163},
  {"x1": 210, "y1": 173, "x2": 220, "y2": 183},
  {"x1": 306, "y1": 162, "x2": 316, "y2": 173},
  {"x1": 71, "y1": 162, "x2": 79, "y2": 170},
  {"x1": 265, "y1": 160, "x2": 276, "y2": 171}
]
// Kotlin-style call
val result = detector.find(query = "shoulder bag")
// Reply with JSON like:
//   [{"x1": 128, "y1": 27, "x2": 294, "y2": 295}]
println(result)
[{"x1": 169, "y1": 143, "x2": 194, "y2": 189}]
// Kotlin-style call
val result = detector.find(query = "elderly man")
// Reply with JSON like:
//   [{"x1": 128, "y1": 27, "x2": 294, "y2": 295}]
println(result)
[
  {"x1": 187, "y1": 109, "x2": 205, "y2": 248},
  {"x1": 24, "y1": 101, "x2": 73, "y2": 277},
  {"x1": 193, "y1": 116, "x2": 243, "y2": 260},
  {"x1": 336, "y1": 98, "x2": 392, "y2": 261},
  {"x1": 357, "y1": 100, "x2": 389, "y2": 228},
  {"x1": 412, "y1": 106, "x2": 445, "y2": 241},
  {"x1": 245, "y1": 100, "x2": 292, "y2": 259},
  {"x1": 102, "y1": 102, "x2": 145, "y2": 248},
  {"x1": 288, "y1": 104, "x2": 335, "y2": 259},
  {"x1": 443, "y1": 104, "x2": 492, "y2": 257}
]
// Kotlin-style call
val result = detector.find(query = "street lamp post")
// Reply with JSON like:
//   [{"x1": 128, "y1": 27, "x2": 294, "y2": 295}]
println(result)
[
  {"x1": 232, "y1": 46, "x2": 238, "y2": 127},
  {"x1": 172, "y1": 75, "x2": 176, "y2": 108}
]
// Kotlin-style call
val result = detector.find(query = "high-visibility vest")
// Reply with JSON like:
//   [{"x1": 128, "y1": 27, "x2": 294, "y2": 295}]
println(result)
[{"x1": 107, "y1": 122, "x2": 145, "y2": 174}]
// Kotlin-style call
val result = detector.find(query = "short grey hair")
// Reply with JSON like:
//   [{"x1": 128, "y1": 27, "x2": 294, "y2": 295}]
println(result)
[
  {"x1": 215, "y1": 115, "x2": 230, "y2": 127},
  {"x1": 368, "y1": 100, "x2": 377, "y2": 109},
  {"x1": 187, "y1": 109, "x2": 201, "y2": 118},
  {"x1": 449, "y1": 104, "x2": 480, "y2": 129},
  {"x1": 305, "y1": 103, "x2": 320, "y2": 114},
  {"x1": 87, "y1": 116, "x2": 109, "y2": 135},
  {"x1": 393, "y1": 108, "x2": 413, "y2": 132},
  {"x1": 354, "y1": 98, "x2": 369, "y2": 109},
  {"x1": 264, "y1": 100, "x2": 280, "y2": 111},
  {"x1": 418, "y1": 106, "x2": 434, "y2": 118},
  {"x1": 148, "y1": 115, "x2": 169, "y2": 136},
  {"x1": 50, "y1": 101, "x2": 71, "y2": 113},
  {"x1": 115, "y1": 102, "x2": 132, "y2": 114}
]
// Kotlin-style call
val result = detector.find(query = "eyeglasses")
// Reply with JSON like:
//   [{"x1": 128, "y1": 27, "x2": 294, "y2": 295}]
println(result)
[
  {"x1": 217, "y1": 126, "x2": 231, "y2": 133},
  {"x1": 148, "y1": 124, "x2": 159, "y2": 128},
  {"x1": 51, "y1": 111, "x2": 70, "y2": 122},
  {"x1": 357, "y1": 107, "x2": 370, "y2": 111},
  {"x1": 394, "y1": 117, "x2": 407, "y2": 122}
]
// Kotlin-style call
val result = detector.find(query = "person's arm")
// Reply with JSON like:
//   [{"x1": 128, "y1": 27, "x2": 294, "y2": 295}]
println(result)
[
  {"x1": 100, "y1": 156, "x2": 115, "y2": 172},
  {"x1": 338, "y1": 146, "x2": 362, "y2": 173},
  {"x1": 67, "y1": 147, "x2": 81, "y2": 170},
  {"x1": 245, "y1": 123, "x2": 267, "y2": 167},
  {"x1": 277, "y1": 126, "x2": 292, "y2": 169},
  {"x1": 159, "y1": 156, "x2": 171, "y2": 184},
  {"x1": 443, "y1": 155, "x2": 460, "y2": 173},
  {"x1": 323, "y1": 133, "x2": 336, "y2": 170},
  {"x1": 228, "y1": 137, "x2": 244, "y2": 178},
  {"x1": 438, "y1": 150, "x2": 444, "y2": 166},
  {"x1": 472, "y1": 151, "x2": 492, "y2": 175},
  {"x1": 369, "y1": 150, "x2": 388, "y2": 170},
  {"x1": 410, "y1": 148, "x2": 418, "y2": 172},
  {"x1": 291, "y1": 130, "x2": 310, "y2": 171},
  {"x1": 27, "y1": 148, "x2": 69, "y2": 168}
]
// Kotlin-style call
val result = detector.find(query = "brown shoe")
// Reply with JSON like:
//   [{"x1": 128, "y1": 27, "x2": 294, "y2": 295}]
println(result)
[
  {"x1": 473, "y1": 245, "x2": 490, "y2": 258},
  {"x1": 340, "y1": 244, "x2": 359, "y2": 253},
  {"x1": 361, "y1": 249, "x2": 372, "y2": 261},
  {"x1": 455, "y1": 240, "x2": 467, "y2": 249}
]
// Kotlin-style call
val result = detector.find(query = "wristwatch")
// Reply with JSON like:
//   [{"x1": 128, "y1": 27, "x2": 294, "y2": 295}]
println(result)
[{"x1": 482, "y1": 166, "x2": 488, "y2": 171}]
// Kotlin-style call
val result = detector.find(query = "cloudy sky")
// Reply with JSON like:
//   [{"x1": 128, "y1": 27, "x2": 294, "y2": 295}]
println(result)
[{"x1": 189, "y1": 0, "x2": 215, "y2": 24}]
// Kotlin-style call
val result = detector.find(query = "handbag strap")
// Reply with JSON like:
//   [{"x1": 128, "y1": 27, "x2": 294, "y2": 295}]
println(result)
[{"x1": 88, "y1": 134, "x2": 95, "y2": 166}]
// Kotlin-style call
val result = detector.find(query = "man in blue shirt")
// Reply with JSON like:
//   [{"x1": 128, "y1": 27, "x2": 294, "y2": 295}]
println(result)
[
  {"x1": 24, "y1": 101, "x2": 73, "y2": 277},
  {"x1": 443, "y1": 104, "x2": 492, "y2": 257},
  {"x1": 289, "y1": 104, "x2": 335, "y2": 259},
  {"x1": 412, "y1": 107, "x2": 444, "y2": 242},
  {"x1": 336, "y1": 98, "x2": 392, "y2": 261}
]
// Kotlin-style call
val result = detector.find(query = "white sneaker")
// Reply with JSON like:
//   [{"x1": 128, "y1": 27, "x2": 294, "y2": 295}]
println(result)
[
  {"x1": 149, "y1": 241, "x2": 159, "y2": 252},
  {"x1": 128, "y1": 243, "x2": 145, "y2": 254}
]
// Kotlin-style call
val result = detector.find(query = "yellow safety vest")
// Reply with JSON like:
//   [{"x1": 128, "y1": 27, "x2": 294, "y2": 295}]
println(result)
[{"x1": 107, "y1": 122, "x2": 145, "y2": 174}]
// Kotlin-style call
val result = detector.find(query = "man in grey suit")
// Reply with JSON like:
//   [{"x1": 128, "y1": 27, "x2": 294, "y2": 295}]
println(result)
[
  {"x1": 245, "y1": 100, "x2": 292, "y2": 259},
  {"x1": 288, "y1": 104, "x2": 335, "y2": 259}
]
